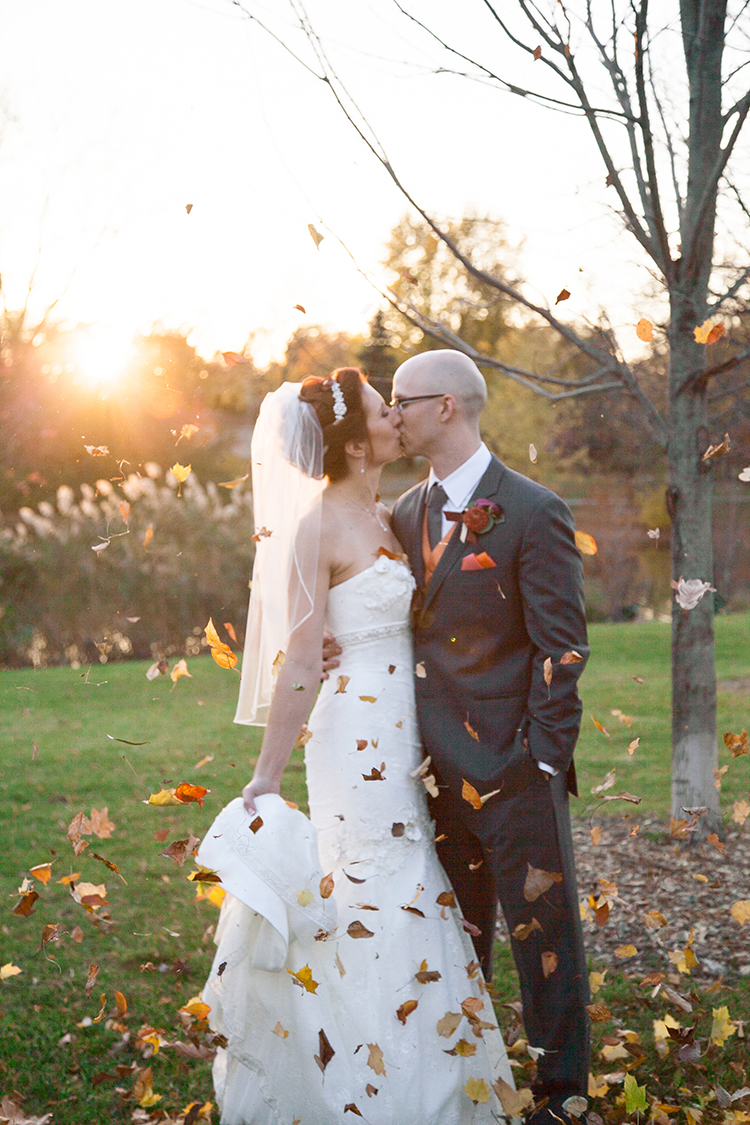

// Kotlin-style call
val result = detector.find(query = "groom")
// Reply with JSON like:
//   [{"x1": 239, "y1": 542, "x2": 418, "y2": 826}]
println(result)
[{"x1": 389, "y1": 350, "x2": 590, "y2": 1120}]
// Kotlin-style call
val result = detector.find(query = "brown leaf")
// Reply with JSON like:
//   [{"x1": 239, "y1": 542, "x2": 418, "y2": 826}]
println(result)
[
  {"x1": 555, "y1": 288, "x2": 571, "y2": 304},
  {"x1": 723, "y1": 729, "x2": 749, "y2": 757},
  {"x1": 590, "y1": 825, "x2": 602, "y2": 846},
  {"x1": 541, "y1": 950, "x2": 558, "y2": 977},
  {"x1": 461, "y1": 779, "x2": 482, "y2": 810},
  {"x1": 401, "y1": 905, "x2": 425, "y2": 918},
  {"x1": 463, "y1": 719, "x2": 479, "y2": 741},
  {"x1": 587, "y1": 1003, "x2": 612, "y2": 1022},
  {"x1": 707, "y1": 832, "x2": 724, "y2": 853},
  {"x1": 84, "y1": 963, "x2": 99, "y2": 998},
  {"x1": 335, "y1": 675, "x2": 350, "y2": 694},
  {"x1": 396, "y1": 999, "x2": 418, "y2": 1024},
  {"x1": 436, "y1": 891, "x2": 456, "y2": 909},
  {"x1": 67, "y1": 811, "x2": 92, "y2": 846},
  {"x1": 161, "y1": 835, "x2": 201, "y2": 867},
  {"x1": 347, "y1": 920, "x2": 374, "y2": 939},
  {"x1": 153, "y1": 828, "x2": 169, "y2": 842},
  {"x1": 436, "y1": 1011, "x2": 463, "y2": 1037},
  {"x1": 701, "y1": 433, "x2": 730, "y2": 462},
  {"x1": 362, "y1": 763, "x2": 386, "y2": 781},
  {"x1": 366, "y1": 1084, "x2": 378, "y2": 1097},
  {"x1": 543, "y1": 656, "x2": 553, "y2": 687},
  {"x1": 356, "y1": 739, "x2": 368, "y2": 751},
  {"x1": 415, "y1": 969, "x2": 442, "y2": 984},
  {"x1": 512, "y1": 917, "x2": 542, "y2": 941},
  {"x1": 366, "y1": 1042, "x2": 386, "y2": 1075},
  {"x1": 344, "y1": 1106, "x2": 363, "y2": 1118},
  {"x1": 320, "y1": 872, "x2": 335, "y2": 899},
  {"x1": 391, "y1": 822, "x2": 405, "y2": 837},
  {"x1": 493, "y1": 1076, "x2": 535, "y2": 1116},
  {"x1": 533, "y1": 45, "x2": 542, "y2": 60},
  {"x1": 706, "y1": 321, "x2": 726, "y2": 345},
  {"x1": 293, "y1": 303, "x2": 306, "y2": 313},
  {"x1": 560, "y1": 649, "x2": 584, "y2": 665},
  {"x1": 90, "y1": 852, "x2": 126, "y2": 881},
  {"x1": 314, "y1": 1028, "x2": 335, "y2": 1074},
  {"x1": 523, "y1": 864, "x2": 563, "y2": 902},
  {"x1": 12, "y1": 891, "x2": 40, "y2": 917}
]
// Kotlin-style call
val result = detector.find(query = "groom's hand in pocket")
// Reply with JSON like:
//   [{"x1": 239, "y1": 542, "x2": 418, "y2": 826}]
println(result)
[{"x1": 321, "y1": 630, "x2": 342, "y2": 680}]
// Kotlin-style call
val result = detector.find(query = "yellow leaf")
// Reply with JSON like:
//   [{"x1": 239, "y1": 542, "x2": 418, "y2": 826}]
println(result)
[
  {"x1": 453, "y1": 1039, "x2": 477, "y2": 1057},
  {"x1": 211, "y1": 646, "x2": 238, "y2": 670},
  {"x1": 694, "y1": 319, "x2": 714, "y2": 344},
  {"x1": 0, "y1": 963, "x2": 22, "y2": 980},
  {"x1": 367, "y1": 1042, "x2": 386, "y2": 1075},
  {"x1": 135, "y1": 1066, "x2": 163, "y2": 1108},
  {"x1": 179, "y1": 997, "x2": 211, "y2": 1020},
  {"x1": 589, "y1": 970, "x2": 606, "y2": 994},
  {"x1": 415, "y1": 661, "x2": 426, "y2": 678},
  {"x1": 176, "y1": 423, "x2": 199, "y2": 444},
  {"x1": 590, "y1": 718, "x2": 610, "y2": 740},
  {"x1": 643, "y1": 910, "x2": 667, "y2": 930},
  {"x1": 636, "y1": 317, "x2": 653, "y2": 342},
  {"x1": 359, "y1": 695, "x2": 377, "y2": 703},
  {"x1": 463, "y1": 1076, "x2": 490, "y2": 1105},
  {"x1": 732, "y1": 799, "x2": 750, "y2": 825},
  {"x1": 730, "y1": 900, "x2": 750, "y2": 925},
  {"x1": 711, "y1": 1005, "x2": 737, "y2": 1046},
  {"x1": 461, "y1": 779, "x2": 482, "y2": 810},
  {"x1": 170, "y1": 462, "x2": 192, "y2": 483},
  {"x1": 589, "y1": 1073, "x2": 609, "y2": 1097},
  {"x1": 590, "y1": 825, "x2": 602, "y2": 846},
  {"x1": 30, "y1": 863, "x2": 52, "y2": 885},
  {"x1": 146, "y1": 788, "x2": 184, "y2": 806},
  {"x1": 204, "y1": 618, "x2": 222, "y2": 648},
  {"x1": 143, "y1": 524, "x2": 154, "y2": 547},
  {"x1": 627, "y1": 737, "x2": 640, "y2": 755},
  {"x1": 194, "y1": 883, "x2": 225, "y2": 908},
  {"x1": 287, "y1": 964, "x2": 319, "y2": 993},
  {"x1": 296, "y1": 889, "x2": 314, "y2": 907},
  {"x1": 170, "y1": 658, "x2": 192, "y2": 683},
  {"x1": 575, "y1": 530, "x2": 598, "y2": 555},
  {"x1": 600, "y1": 1042, "x2": 629, "y2": 1061},
  {"x1": 615, "y1": 944, "x2": 638, "y2": 960}
]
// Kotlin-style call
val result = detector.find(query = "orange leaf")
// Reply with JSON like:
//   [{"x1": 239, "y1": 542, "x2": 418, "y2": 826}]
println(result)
[
  {"x1": 30, "y1": 863, "x2": 52, "y2": 885},
  {"x1": 533, "y1": 45, "x2": 542, "y2": 60},
  {"x1": 320, "y1": 872, "x2": 335, "y2": 899},
  {"x1": 635, "y1": 318, "x2": 653, "y2": 342},
  {"x1": 575, "y1": 530, "x2": 598, "y2": 555},
  {"x1": 223, "y1": 621, "x2": 238, "y2": 643},
  {"x1": 218, "y1": 474, "x2": 249, "y2": 489},
  {"x1": 119, "y1": 501, "x2": 130, "y2": 525},
  {"x1": 114, "y1": 990, "x2": 128, "y2": 1018},
  {"x1": 143, "y1": 525, "x2": 154, "y2": 547},
  {"x1": 560, "y1": 650, "x2": 584, "y2": 665},
  {"x1": 555, "y1": 288, "x2": 571, "y2": 304},
  {"x1": 723, "y1": 729, "x2": 749, "y2": 757},
  {"x1": 170, "y1": 658, "x2": 192, "y2": 683},
  {"x1": 90, "y1": 807, "x2": 115, "y2": 839},
  {"x1": 591, "y1": 715, "x2": 610, "y2": 738},
  {"x1": 462, "y1": 779, "x2": 482, "y2": 810},
  {"x1": 173, "y1": 782, "x2": 208, "y2": 807},
  {"x1": 706, "y1": 321, "x2": 725, "y2": 345},
  {"x1": 396, "y1": 999, "x2": 418, "y2": 1025},
  {"x1": 222, "y1": 352, "x2": 247, "y2": 367},
  {"x1": 463, "y1": 720, "x2": 479, "y2": 741},
  {"x1": 211, "y1": 646, "x2": 238, "y2": 670}
]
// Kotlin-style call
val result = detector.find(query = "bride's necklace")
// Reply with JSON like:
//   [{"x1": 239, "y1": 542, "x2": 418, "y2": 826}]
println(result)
[{"x1": 340, "y1": 495, "x2": 389, "y2": 533}]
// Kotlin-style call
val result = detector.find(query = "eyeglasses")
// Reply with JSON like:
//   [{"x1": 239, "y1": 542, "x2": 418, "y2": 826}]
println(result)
[{"x1": 390, "y1": 393, "x2": 446, "y2": 412}]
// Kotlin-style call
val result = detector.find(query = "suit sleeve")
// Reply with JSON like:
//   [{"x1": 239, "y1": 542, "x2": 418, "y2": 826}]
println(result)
[{"x1": 518, "y1": 493, "x2": 589, "y2": 774}]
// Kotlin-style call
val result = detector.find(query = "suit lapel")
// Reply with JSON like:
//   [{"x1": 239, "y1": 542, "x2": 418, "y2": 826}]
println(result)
[{"x1": 422, "y1": 455, "x2": 506, "y2": 612}]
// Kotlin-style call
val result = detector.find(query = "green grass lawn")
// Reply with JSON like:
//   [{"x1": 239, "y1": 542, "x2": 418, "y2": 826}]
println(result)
[{"x1": 1, "y1": 614, "x2": 748, "y2": 1122}]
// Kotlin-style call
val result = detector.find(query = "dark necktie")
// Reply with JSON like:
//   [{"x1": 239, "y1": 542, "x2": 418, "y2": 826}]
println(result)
[{"x1": 427, "y1": 482, "x2": 447, "y2": 550}]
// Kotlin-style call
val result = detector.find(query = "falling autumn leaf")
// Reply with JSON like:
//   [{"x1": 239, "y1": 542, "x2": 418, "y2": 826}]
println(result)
[
  {"x1": 223, "y1": 621, "x2": 238, "y2": 643},
  {"x1": 437, "y1": 891, "x2": 456, "y2": 908},
  {"x1": 555, "y1": 288, "x2": 571, "y2": 304},
  {"x1": 273, "y1": 1021, "x2": 289, "y2": 1039},
  {"x1": 732, "y1": 798, "x2": 750, "y2": 825},
  {"x1": 462, "y1": 779, "x2": 483, "y2": 810},
  {"x1": 396, "y1": 999, "x2": 418, "y2": 1025},
  {"x1": 560, "y1": 650, "x2": 584, "y2": 665},
  {"x1": 347, "y1": 920, "x2": 375, "y2": 939},
  {"x1": 170, "y1": 462, "x2": 191, "y2": 484},
  {"x1": 529, "y1": 442, "x2": 538, "y2": 463},
  {"x1": 293, "y1": 303, "x2": 306, "y2": 313},
  {"x1": 219, "y1": 473, "x2": 249, "y2": 489},
  {"x1": 590, "y1": 716, "x2": 610, "y2": 739},
  {"x1": 176, "y1": 423, "x2": 199, "y2": 444},
  {"x1": 723, "y1": 729, "x2": 749, "y2": 757},
  {"x1": 543, "y1": 656, "x2": 553, "y2": 687},
  {"x1": 541, "y1": 950, "x2": 558, "y2": 977},
  {"x1": 344, "y1": 1106, "x2": 363, "y2": 1118},
  {"x1": 119, "y1": 500, "x2": 130, "y2": 525},
  {"x1": 635, "y1": 317, "x2": 654, "y2": 342},
  {"x1": 532, "y1": 45, "x2": 542, "y2": 60},
  {"x1": 523, "y1": 864, "x2": 563, "y2": 902},
  {"x1": 590, "y1": 825, "x2": 602, "y2": 846},
  {"x1": 463, "y1": 720, "x2": 479, "y2": 741},
  {"x1": 436, "y1": 1011, "x2": 463, "y2": 1038},
  {"x1": 84, "y1": 445, "x2": 109, "y2": 456},
  {"x1": 335, "y1": 675, "x2": 350, "y2": 694},
  {"x1": 574, "y1": 530, "x2": 598, "y2": 555},
  {"x1": 308, "y1": 223, "x2": 324, "y2": 249},
  {"x1": 90, "y1": 807, "x2": 115, "y2": 838},
  {"x1": 512, "y1": 917, "x2": 542, "y2": 941},
  {"x1": 143, "y1": 525, "x2": 154, "y2": 547},
  {"x1": 287, "y1": 965, "x2": 319, "y2": 993},
  {"x1": 367, "y1": 1043, "x2": 386, "y2": 1075},
  {"x1": 0, "y1": 963, "x2": 22, "y2": 980},
  {"x1": 362, "y1": 763, "x2": 386, "y2": 781},
  {"x1": 627, "y1": 737, "x2": 640, "y2": 755},
  {"x1": 222, "y1": 352, "x2": 247, "y2": 367},
  {"x1": 212, "y1": 646, "x2": 238, "y2": 670},
  {"x1": 29, "y1": 863, "x2": 52, "y2": 885},
  {"x1": 415, "y1": 661, "x2": 426, "y2": 678},
  {"x1": 464, "y1": 1077, "x2": 491, "y2": 1105},
  {"x1": 493, "y1": 1077, "x2": 534, "y2": 1116},
  {"x1": 701, "y1": 433, "x2": 730, "y2": 461},
  {"x1": 12, "y1": 890, "x2": 40, "y2": 917},
  {"x1": 314, "y1": 1028, "x2": 335, "y2": 1074},
  {"x1": 185, "y1": 203, "x2": 193, "y2": 214},
  {"x1": 161, "y1": 834, "x2": 201, "y2": 867},
  {"x1": 171, "y1": 658, "x2": 192, "y2": 683},
  {"x1": 713, "y1": 764, "x2": 729, "y2": 790}
]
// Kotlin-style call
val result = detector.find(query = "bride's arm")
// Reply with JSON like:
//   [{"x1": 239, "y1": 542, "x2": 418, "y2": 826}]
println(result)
[{"x1": 242, "y1": 549, "x2": 331, "y2": 814}]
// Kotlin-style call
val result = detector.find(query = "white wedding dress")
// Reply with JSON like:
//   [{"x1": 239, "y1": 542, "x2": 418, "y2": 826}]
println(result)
[{"x1": 201, "y1": 555, "x2": 514, "y2": 1124}]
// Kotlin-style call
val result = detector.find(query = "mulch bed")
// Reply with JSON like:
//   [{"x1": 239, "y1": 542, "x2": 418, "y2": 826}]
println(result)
[{"x1": 496, "y1": 816, "x2": 750, "y2": 981}]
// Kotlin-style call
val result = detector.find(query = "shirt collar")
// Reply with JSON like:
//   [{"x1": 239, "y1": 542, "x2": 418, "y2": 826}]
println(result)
[{"x1": 427, "y1": 442, "x2": 491, "y2": 511}]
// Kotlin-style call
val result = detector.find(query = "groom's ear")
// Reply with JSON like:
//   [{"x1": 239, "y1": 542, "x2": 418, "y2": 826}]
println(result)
[{"x1": 438, "y1": 394, "x2": 457, "y2": 422}]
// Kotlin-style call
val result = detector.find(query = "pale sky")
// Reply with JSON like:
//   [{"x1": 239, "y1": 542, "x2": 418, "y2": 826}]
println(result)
[{"x1": 1, "y1": 0, "x2": 667, "y2": 367}]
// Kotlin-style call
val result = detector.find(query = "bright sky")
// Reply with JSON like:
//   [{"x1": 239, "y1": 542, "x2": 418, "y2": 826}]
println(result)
[{"x1": 1, "y1": 0, "x2": 659, "y2": 366}]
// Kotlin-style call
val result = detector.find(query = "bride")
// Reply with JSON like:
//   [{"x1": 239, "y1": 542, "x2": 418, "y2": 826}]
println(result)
[{"x1": 200, "y1": 369, "x2": 514, "y2": 1124}]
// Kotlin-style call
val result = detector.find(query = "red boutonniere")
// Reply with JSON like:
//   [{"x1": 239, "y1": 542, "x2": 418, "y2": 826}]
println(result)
[{"x1": 446, "y1": 499, "x2": 504, "y2": 544}]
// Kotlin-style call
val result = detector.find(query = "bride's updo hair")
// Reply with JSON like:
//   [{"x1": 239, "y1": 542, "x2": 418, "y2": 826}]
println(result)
[{"x1": 299, "y1": 368, "x2": 368, "y2": 481}]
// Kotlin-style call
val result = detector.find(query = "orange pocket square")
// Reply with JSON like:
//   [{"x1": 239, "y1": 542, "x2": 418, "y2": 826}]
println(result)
[{"x1": 461, "y1": 551, "x2": 496, "y2": 571}]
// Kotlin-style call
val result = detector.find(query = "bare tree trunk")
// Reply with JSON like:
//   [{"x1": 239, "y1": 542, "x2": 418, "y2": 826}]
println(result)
[{"x1": 667, "y1": 307, "x2": 721, "y2": 832}]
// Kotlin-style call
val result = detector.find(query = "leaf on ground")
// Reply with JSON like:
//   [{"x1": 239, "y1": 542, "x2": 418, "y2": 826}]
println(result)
[
  {"x1": 730, "y1": 900, "x2": 750, "y2": 925},
  {"x1": 624, "y1": 1075, "x2": 648, "y2": 1114},
  {"x1": 523, "y1": 864, "x2": 563, "y2": 902},
  {"x1": 436, "y1": 1011, "x2": 463, "y2": 1038},
  {"x1": 0, "y1": 963, "x2": 22, "y2": 980},
  {"x1": 615, "y1": 944, "x2": 638, "y2": 960}
]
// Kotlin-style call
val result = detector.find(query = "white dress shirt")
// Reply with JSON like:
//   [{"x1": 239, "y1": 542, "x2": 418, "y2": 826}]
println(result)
[{"x1": 427, "y1": 442, "x2": 558, "y2": 777}]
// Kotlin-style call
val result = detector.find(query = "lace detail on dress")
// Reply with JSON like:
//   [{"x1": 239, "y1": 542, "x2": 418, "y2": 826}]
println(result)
[{"x1": 361, "y1": 554, "x2": 415, "y2": 611}]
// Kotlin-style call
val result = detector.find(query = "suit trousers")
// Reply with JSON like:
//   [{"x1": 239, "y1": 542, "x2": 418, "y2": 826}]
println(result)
[{"x1": 431, "y1": 769, "x2": 590, "y2": 1101}]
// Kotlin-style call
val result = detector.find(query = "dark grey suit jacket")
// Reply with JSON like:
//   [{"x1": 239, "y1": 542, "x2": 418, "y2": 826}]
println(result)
[{"x1": 392, "y1": 454, "x2": 589, "y2": 799}]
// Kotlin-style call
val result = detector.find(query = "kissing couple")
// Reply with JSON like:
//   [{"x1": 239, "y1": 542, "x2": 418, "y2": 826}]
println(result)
[{"x1": 199, "y1": 349, "x2": 591, "y2": 1125}]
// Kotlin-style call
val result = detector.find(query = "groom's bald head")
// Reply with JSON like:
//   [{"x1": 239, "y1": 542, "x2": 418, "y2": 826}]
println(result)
[{"x1": 393, "y1": 350, "x2": 487, "y2": 421}]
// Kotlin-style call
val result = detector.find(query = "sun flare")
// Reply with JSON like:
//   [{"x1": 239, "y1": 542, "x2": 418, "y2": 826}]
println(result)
[{"x1": 74, "y1": 329, "x2": 134, "y2": 389}]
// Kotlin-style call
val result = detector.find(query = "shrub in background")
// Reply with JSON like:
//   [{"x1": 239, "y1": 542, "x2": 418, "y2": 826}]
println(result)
[{"x1": 0, "y1": 466, "x2": 255, "y2": 667}]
